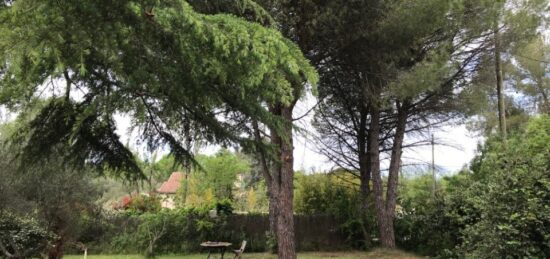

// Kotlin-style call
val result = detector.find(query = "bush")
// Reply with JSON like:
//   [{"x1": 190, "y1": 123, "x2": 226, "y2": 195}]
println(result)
[
  {"x1": 79, "y1": 209, "x2": 350, "y2": 255},
  {"x1": 457, "y1": 116, "x2": 550, "y2": 258},
  {"x1": 396, "y1": 116, "x2": 550, "y2": 257},
  {"x1": 215, "y1": 199, "x2": 234, "y2": 215},
  {"x1": 125, "y1": 194, "x2": 162, "y2": 213},
  {"x1": 0, "y1": 212, "x2": 56, "y2": 258},
  {"x1": 294, "y1": 172, "x2": 374, "y2": 249},
  {"x1": 85, "y1": 206, "x2": 236, "y2": 256}
]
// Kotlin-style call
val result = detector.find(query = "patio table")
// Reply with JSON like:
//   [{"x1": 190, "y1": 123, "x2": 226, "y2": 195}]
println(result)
[{"x1": 200, "y1": 241, "x2": 232, "y2": 259}]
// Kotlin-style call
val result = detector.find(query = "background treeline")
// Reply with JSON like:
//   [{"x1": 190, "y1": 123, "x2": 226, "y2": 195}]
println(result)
[{"x1": 2, "y1": 117, "x2": 550, "y2": 258}]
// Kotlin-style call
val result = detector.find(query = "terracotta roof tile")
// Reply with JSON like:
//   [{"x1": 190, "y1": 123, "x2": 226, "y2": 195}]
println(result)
[{"x1": 157, "y1": 172, "x2": 185, "y2": 194}]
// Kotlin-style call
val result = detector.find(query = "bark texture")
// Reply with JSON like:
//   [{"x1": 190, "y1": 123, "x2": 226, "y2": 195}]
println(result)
[
  {"x1": 368, "y1": 94, "x2": 409, "y2": 248},
  {"x1": 261, "y1": 104, "x2": 297, "y2": 259},
  {"x1": 382, "y1": 101, "x2": 408, "y2": 248},
  {"x1": 494, "y1": 28, "x2": 507, "y2": 139},
  {"x1": 274, "y1": 106, "x2": 296, "y2": 259},
  {"x1": 357, "y1": 108, "x2": 372, "y2": 246}
]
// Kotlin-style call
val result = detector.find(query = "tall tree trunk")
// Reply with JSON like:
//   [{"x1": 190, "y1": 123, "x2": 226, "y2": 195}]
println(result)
[
  {"x1": 367, "y1": 94, "x2": 392, "y2": 248},
  {"x1": 267, "y1": 104, "x2": 296, "y2": 259},
  {"x1": 268, "y1": 186, "x2": 278, "y2": 241},
  {"x1": 359, "y1": 153, "x2": 370, "y2": 209},
  {"x1": 358, "y1": 108, "x2": 372, "y2": 247},
  {"x1": 494, "y1": 27, "x2": 507, "y2": 139},
  {"x1": 267, "y1": 159, "x2": 279, "y2": 252},
  {"x1": 181, "y1": 122, "x2": 193, "y2": 206},
  {"x1": 358, "y1": 108, "x2": 370, "y2": 211},
  {"x1": 252, "y1": 119, "x2": 278, "y2": 248},
  {"x1": 276, "y1": 106, "x2": 296, "y2": 259},
  {"x1": 382, "y1": 101, "x2": 408, "y2": 248}
]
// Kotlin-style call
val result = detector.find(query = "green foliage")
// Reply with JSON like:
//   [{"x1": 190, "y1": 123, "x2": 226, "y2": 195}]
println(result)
[
  {"x1": 0, "y1": 115, "x2": 104, "y2": 257},
  {"x1": 152, "y1": 155, "x2": 185, "y2": 182},
  {"x1": 397, "y1": 116, "x2": 550, "y2": 257},
  {"x1": 265, "y1": 231, "x2": 277, "y2": 254},
  {"x1": 294, "y1": 173, "x2": 358, "y2": 217},
  {"x1": 0, "y1": 0, "x2": 318, "y2": 180},
  {"x1": 512, "y1": 36, "x2": 550, "y2": 113},
  {"x1": 187, "y1": 0, "x2": 276, "y2": 27},
  {"x1": 395, "y1": 175, "x2": 463, "y2": 257},
  {"x1": 197, "y1": 149, "x2": 250, "y2": 200},
  {"x1": 215, "y1": 199, "x2": 234, "y2": 215},
  {"x1": 9, "y1": 98, "x2": 144, "y2": 180},
  {"x1": 176, "y1": 149, "x2": 250, "y2": 208},
  {"x1": 125, "y1": 195, "x2": 162, "y2": 214},
  {"x1": 458, "y1": 116, "x2": 550, "y2": 258},
  {"x1": 79, "y1": 210, "x2": 351, "y2": 255},
  {"x1": 233, "y1": 183, "x2": 269, "y2": 213},
  {"x1": 98, "y1": 209, "x2": 236, "y2": 256},
  {"x1": 0, "y1": 212, "x2": 56, "y2": 258},
  {"x1": 294, "y1": 172, "x2": 372, "y2": 249}
]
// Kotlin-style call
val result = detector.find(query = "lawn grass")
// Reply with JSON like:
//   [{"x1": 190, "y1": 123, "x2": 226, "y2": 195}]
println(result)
[{"x1": 64, "y1": 249, "x2": 419, "y2": 259}]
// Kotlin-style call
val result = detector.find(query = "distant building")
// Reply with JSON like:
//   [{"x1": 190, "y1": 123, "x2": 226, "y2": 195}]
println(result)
[{"x1": 157, "y1": 172, "x2": 185, "y2": 209}]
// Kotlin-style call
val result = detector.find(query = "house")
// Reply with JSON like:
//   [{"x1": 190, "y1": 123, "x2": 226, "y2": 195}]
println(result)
[{"x1": 157, "y1": 172, "x2": 185, "y2": 209}]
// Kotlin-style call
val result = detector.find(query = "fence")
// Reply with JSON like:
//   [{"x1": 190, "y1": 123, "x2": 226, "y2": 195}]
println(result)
[
  {"x1": 79, "y1": 212, "x2": 352, "y2": 254},
  {"x1": 225, "y1": 214, "x2": 349, "y2": 251}
]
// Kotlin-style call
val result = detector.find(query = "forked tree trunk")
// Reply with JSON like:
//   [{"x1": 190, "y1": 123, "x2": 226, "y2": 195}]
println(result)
[
  {"x1": 367, "y1": 101, "x2": 393, "y2": 248},
  {"x1": 368, "y1": 90, "x2": 409, "y2": 248}
]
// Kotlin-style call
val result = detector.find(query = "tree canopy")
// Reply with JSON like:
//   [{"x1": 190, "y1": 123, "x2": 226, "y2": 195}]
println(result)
[{"x1": 0, "y1": 0, "x2": 317, "y2": 178}]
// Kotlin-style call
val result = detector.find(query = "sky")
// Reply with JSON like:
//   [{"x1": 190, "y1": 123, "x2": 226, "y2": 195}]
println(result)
[
  {"x1": 0, "y1": 82, "x2": 482, "y2": 178},
  {"x1": 0, "y1": 84, "x2": 483, "y2": 177},
  {"x1": 111, "y1": 93, "x2": 483, "y2": 176},
  {"x1": 288, "y1": 95, "x2": 482, "y2": 175}
]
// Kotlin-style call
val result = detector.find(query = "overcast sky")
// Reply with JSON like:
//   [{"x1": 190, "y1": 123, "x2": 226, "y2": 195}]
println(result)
[
  {"x1": 112, "y1": 93, "x2": 483, "y2": 176},
  {"x1": 0, "y1": 81, "x2": 483, "y2": 177},
  {"x1": 289, "y1": 95, "x2": 482, "y2": 175}
]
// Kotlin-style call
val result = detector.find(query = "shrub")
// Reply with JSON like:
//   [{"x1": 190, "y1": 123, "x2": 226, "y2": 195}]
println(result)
[
  {"x1": 294, "y1": 172, "x2": 374, "y2": 249},
  {"x1": 396, "y1": 116, "x2": 550, "y2": 257},
  {"x1": 125, "y1": 194, "x2": 162, "y2": 213},
  {"x1": 457, "y1": 117, "x2": 550, "y2": 258},
  {"x1": 0, "y1": 212, "x2": 56, "y2": 258},
  {"x1": 395, "y1": 174, "x2": 465, "y2": 257}
]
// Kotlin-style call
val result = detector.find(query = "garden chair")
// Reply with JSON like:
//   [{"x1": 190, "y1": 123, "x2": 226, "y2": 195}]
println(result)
[{"x1": 232, "y1": 240, "x2": 247, "y2": 259}]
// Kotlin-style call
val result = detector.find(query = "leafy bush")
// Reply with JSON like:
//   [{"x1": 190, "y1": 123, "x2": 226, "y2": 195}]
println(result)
[
  {"x1": 395, "y1": 175, "x2": 463, "y2": 257},
  {"x1": 294, "y1": 172, "x2": 374, "y2": 249},
  {"x1": 215, "y1": 199, "x2": 234, "y2": 215},
  {"x1": 458, "y1": 116, "x2": 550, "y2": 258},
  {"x1": 125, "y1": 194, "x2": 162, "y2": 213},
  {"x1": 265, "y1": 231, "x2": 277, "y2": 253},
  {"x1": 0, "y1": 212, "x2": 56, "y2": 258},
  {"x1": 396, "y1": 116, "x2": 550, "y2": 257},
  {"x1": 87, "y1": 206, "x2": 234, "y2": 256}
]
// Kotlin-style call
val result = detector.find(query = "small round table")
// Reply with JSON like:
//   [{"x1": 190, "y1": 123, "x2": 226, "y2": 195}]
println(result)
[{"x1": 200, "y1": 241, "x2": 232, "y2": 259}]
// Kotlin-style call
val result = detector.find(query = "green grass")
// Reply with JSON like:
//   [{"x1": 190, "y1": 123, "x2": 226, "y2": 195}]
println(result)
[{"x1": 65, "y1": 249, "x2": 419, "y2": 259}]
